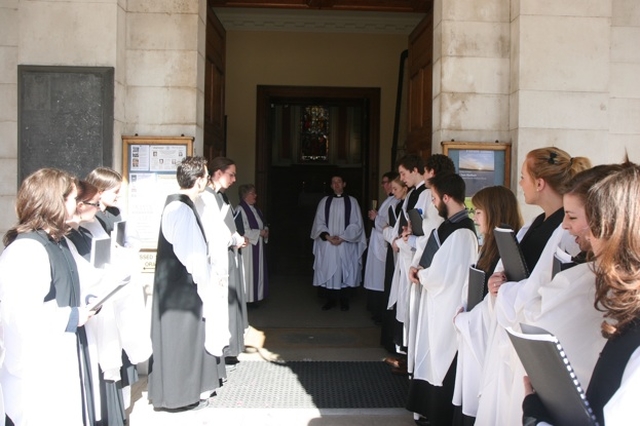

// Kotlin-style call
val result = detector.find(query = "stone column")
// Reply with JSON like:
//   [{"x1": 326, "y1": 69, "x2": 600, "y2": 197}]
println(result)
[
  {"x1": 432, "y1": 0, "x2": 511, "y2": 149},
  {"x1": 125, "y1": 0, "x2": 203, "y2": 155}
]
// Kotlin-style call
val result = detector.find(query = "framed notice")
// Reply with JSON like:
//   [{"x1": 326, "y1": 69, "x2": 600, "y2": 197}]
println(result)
[
  {"x1": 122, "y1": 136, "x2": 194, "y2": 252},
  {"x1": 441, "y1": 141, "x2": 511, "y2": 198}
]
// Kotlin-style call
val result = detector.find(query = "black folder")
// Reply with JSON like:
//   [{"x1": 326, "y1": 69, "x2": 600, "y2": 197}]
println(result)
[
  {"x1": 494, "y1": 226, "x2": 529, "y2": 281},
  {"x1": 90, "y1": 236, "x2": 111, "y2": 269},
  {"x1": 506, "y1": 324, "x2": 598, "y2": 426},
  {"x1": 467, "y1": 265, "x2": 486, "y2": 311},
  {"x1": 407, "y1": 208, "x2": 424, "y2": 236}
]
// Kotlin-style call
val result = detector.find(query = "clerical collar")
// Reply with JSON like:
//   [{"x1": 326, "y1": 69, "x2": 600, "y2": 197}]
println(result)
[
  {"x1": 332, "y1": 193, "x2": 344, "y2": 198},
  {"x1": 446, "y1": 208, "x2": 470, "y2": 224}
]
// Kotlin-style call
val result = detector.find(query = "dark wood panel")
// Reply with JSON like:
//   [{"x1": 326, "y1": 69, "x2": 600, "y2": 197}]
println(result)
[
  {"x1": 205, "y1": 9, "x2": 227, "y2": 161},
  {"x1": 406, "y1": 11, "x2": 433, "y2": 159}
]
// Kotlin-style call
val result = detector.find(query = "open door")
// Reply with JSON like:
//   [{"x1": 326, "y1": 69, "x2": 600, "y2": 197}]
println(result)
[
  {"x1": 205, "y1": 8, "x2": 226, "y2": 162},
  {"x1": 406, "y1": 9, "x2": 434, "y2": 158}
]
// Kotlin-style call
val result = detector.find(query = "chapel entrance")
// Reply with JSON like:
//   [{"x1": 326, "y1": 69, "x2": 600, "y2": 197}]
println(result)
[{"x1": 254, "y1": 85, "x2": 381, "y2": 276}]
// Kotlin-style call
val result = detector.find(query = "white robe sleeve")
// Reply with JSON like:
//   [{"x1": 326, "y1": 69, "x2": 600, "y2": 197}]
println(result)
[
  {"x1": 240, "y1": 207, "x2": 262, "y2": 246},
  {"x1": 340, "y1": 196, "x2": 365, "y2": 243},
  {"x1": 414, "y1": 229, "x2": 479, "y2": 385},
  {"x1": 162, "y1": 200, "x2": 210, "y2": 287}
]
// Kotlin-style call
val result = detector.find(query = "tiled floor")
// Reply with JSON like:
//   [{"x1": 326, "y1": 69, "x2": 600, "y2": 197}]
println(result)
[{"x1": 126, "y1": 275, "x2": 415, "y2": 425}]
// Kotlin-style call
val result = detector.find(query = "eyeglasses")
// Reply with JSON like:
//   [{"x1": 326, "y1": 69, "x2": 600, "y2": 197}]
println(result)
[{"x1": 83, "y1": 201, "x2": 100, "y2": 207}]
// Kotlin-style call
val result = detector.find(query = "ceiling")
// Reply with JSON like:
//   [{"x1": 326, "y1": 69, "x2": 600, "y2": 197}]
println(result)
[
  {"x1": 212, "y1": 7, "x2": 426, "y2": 34},
  {"x1": 209, "y1": 0, "x2": 430, "y2": 13},
  {"x1": 211, "y1": 0, "x2": 429, "y2": 34}
]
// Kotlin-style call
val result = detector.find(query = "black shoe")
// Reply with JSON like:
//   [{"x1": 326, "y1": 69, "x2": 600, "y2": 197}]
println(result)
[
  {"x1": 322, "y1": 300, "x2": 337, "y2": 310},
  {"x1": 154, "y1": 401, "x2": 200, "y2": 412},
  {"x1": 340, "y1": 298, "x2": 350, "y2": 311},
  {"x1": 225, "y1": 356, "x2": 239, "y2": 365},
  {"x1": 415, "y1": 417, "x2": 430, "y2": 426}
]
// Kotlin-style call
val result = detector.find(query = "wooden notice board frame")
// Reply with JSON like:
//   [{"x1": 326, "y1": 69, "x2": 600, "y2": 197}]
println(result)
[
  {"x1": 441, "y1": 141, "x2": 512, "y2": 198},
  {"x1": 122, "y1": 136, "x2": 194, "y2": 261}
]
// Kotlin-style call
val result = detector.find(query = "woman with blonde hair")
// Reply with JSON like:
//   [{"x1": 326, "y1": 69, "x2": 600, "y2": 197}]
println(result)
[
  {"x1": 475, "y1": 147, "x2": 591, "y2": 426},
  {"x1": 0, "y1": 169, "x2": 94, "y2": 425}
]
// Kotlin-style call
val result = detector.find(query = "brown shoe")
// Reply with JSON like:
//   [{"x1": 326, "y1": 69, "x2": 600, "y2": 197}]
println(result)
[{"x1": 383, "y1": 356, "x2": 402, "y2": 368}]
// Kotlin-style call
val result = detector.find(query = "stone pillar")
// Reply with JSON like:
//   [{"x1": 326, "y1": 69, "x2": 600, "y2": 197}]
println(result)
[
  {"x1": 510, "y1": 0, "x2": 612, "y2": 218},
  {"x1": 609, "y1": 0, "x2": 640, "y2": 160},
  {"x1": 0, "y1": 1, "x2": 19, "y2": 238},
  {"x1": 432, "y1": 0, "x2": 511, "y2": 149},
  {"x1": 125, "y1": 0, "x2": 203, "y2": 155}
]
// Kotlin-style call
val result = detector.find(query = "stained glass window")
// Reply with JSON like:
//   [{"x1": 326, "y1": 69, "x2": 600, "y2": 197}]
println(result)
[{"x1": 300, "y1": 105, "x2": 329, "y2": 161}]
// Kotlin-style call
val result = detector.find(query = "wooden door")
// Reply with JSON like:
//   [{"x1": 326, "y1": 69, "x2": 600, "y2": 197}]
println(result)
[
  {"x1": 204, "y1": 9, "x2": 226, "y2": 162},
  {"x1": 406, "y1": 10, "x2": 433, "y2": 159}
]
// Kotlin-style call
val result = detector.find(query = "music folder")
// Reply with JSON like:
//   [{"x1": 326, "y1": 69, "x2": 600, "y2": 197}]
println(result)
[
  {"x1": 494, "y1": 226, "x2": 529, "y2": 282},
  {"x1": 506, "y1": 324, "x2": 598, "y2": 426},
  {"x1": 90, "y1": 236, "x2": 111, "y2": 269},
  {"x1": 407, "y1": 208, "x2": 424, "y2": 236},
  {"x1": 467, "y1": 265, "x2": 486, "y2": 311},
  {"x1": 112, "y1": 220, "x2": 126, "y2": 247}
]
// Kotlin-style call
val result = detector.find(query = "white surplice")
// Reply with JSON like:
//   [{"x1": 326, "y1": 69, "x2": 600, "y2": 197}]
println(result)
[
  {"x1": 0, "y1": 239, "x2": 84, "y2": 426},
  {"x1": 363, "y1": 195, "x2": 397, "y2": 292},
  {"x1": 474, "y1": 224, "x2": 581, "y2": 426},
  {"x1": 195, "y1": 189, "x2": 232, "y2": 356},
  {"x1": 412, "y1": 228, "x2": 478, "y2": 385},
  {"x1": 387, "y1": 184, "x2": 442, "y2": 348},
  {"x1": 310, "y1": 195, "x2": 367, "y2": 289}
]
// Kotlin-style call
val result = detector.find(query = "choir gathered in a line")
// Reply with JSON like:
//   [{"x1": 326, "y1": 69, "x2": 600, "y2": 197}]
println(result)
[
  {"x1": 0, "y1": 157, "x2": 270, "y2": 425},
  {"x1": 311, "y1": 149, "x2": 640, "y2": 426},
  {"x1": 2, "y1": 147, "x2": 640, "y2": 426}
]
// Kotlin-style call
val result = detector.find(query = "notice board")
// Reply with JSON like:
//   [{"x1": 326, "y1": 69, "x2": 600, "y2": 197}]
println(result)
[{"x1": 122, "y1": 136, "x2": 194, "y2": 261}]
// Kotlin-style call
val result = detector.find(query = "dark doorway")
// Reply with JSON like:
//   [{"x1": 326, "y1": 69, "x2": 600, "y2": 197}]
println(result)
[{"x1": 255, "y1": 86, "x2": 380, "y2": 276}]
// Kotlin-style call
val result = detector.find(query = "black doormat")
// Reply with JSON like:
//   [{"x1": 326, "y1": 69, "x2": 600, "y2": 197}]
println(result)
[{"x1": 209, "y1": 361, "x2": 409, "y2": 409}]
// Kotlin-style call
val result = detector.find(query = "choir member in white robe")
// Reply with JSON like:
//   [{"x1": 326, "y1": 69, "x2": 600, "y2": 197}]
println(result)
[
  {"x1": 148, "y1": 157, "x2": 223, "y2": 410},
  {"x1": 391, "y1": 155, "x2": 443, "y2": 357},
  {"x1": 310, "y1": 175, "x2": 367, "y2": 311},
  {"x1": 475, "y1": 148, "x2": 591, "y2": 425},
  {"x1": 195, "y1": 181, "x2": 233, "y2": 357},
  {"x1": 523, "y1": 162, "x2": 640, "y2": 425},
  {"x1": 208, "y1": 157, "x2": 249, "y2": 360},
  {"x1": 0, "y1": 169, "x2": 94, "y2": 426},
  {"x1": 402, "y1": 155, "x2": 454, "y2": 376},
  {"x1": 237, "y1": 184, "x2": 269, "y2": 304},
  {"x1": 364, "y1": 172, "x2": 398, "y2": 322},
  {"x1": 452, "y1": 185, "x2": 523, "y2": 425},
  {"x1": 381, "y1": 178, "x2": 409, "y2": 357},
  {"x1": 406, "y1": 173, "x2": 478, "y2": 425},
  {"x1": 85, "y1": 166, "x2": 153, "y2": 419},
  {"x1": 67, "y1": 180, "x2": 153, "y2": 426}
]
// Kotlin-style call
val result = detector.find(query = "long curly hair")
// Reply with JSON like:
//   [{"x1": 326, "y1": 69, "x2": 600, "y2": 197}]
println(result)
[
  {"x1": 586, "y1": 162, "x2": 640, "y2": 337},
  {"x1": 472, "y1": 186, "x2": 523, "y2": 274},
  {"x1": 4, "y1": 168, "x2": 76, "y2": 246}
]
